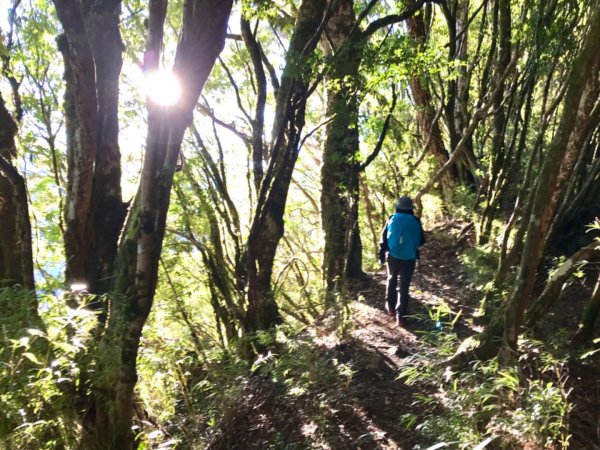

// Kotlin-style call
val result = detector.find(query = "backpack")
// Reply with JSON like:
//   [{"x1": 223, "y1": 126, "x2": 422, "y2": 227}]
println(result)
[{"x1": 386, "y1": 213, "x2": 422, "y2": 260}]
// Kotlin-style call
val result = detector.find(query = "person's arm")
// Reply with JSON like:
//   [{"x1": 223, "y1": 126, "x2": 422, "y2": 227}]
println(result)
[
  {"x1": 414, "y1": 216, "x2": 426, "y2": 246},
  {"x1": 378, "y1": 219, "x2": 389, "y2": 264}
]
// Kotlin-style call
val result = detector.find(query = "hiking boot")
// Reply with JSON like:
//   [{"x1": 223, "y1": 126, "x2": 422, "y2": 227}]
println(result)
[
  {"x1": 396, "y1": 315, "x2": 407, "y2": 327},
  {"x1": 384, "y1": 303, "x2": 395, "y2": 316}
]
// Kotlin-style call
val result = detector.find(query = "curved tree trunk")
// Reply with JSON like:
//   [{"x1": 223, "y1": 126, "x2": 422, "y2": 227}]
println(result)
[{"x1": 245, "y1": 0, "x2": 327, "y2": 333}]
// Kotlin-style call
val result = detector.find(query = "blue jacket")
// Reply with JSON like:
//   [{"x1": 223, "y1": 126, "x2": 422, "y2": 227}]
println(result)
[{"x1": 378, "y1": 212, "x2": 425, "y2": 261}]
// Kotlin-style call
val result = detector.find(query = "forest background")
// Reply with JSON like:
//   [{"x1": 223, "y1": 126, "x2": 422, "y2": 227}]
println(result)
[{"x1": 1, "y1": 0, "x2": 600, "y2": 448}]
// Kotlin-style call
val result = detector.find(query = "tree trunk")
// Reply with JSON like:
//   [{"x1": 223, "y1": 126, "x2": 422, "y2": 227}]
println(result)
[
  {"x1": 406, "y1": 13, "x2": 455, "y2": 199},
  {"x1": 245, "y1": 0, "x2": 327, "y2": 332},
  {"x1": 53, "y1": 0, "x2": 101, "y2": 286},
  {"x1": 107, "y1": 1, "x2": 233, "y2": 446},
  {"x1": 480, "y1": 0, "x2": 512, "y2": 244},
  {"x1": 441, "y1": 0, "x2": 478, "y2": 187},
  {"x1": 0, "y1": 94, "x2": 35, "y2": 294},
  {"x1": 84, "y1": 0, "x2": 128, "y2": 299},
  {"x1": 321, "y1": 0, "x2": 363, "y2": 299}
]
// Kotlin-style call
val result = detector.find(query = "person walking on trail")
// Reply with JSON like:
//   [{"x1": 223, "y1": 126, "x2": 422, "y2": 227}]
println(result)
[{"x1": 378, "y1": 196, "x2": 425, "y2": 327}]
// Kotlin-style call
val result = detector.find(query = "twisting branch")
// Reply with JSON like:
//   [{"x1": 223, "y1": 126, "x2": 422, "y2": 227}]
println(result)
[
  {"x1": 218, "y1": 57, "x2": 253, "y2": 124},
  {"x1": 298, "y1": 114, "x2": 336, "y2": 152},
  {"x1": 360, "y1": 0, "x2": 438, "y2": 38},
  {"x1": 359, "y1": 84, "x2": 398, "y2": 171},
  {"x1": 241, "y1": 17, "x2": 268, "y2": 191},
  {"x1": 407, "y1": 94, "x2": 446, "y2": 175},
  {"x1": 197, "y1": 100, "x2": 252, "y2": 144},
  {"x1": 414, "y1": 54, "x2": 519, "y2": 209},
  {"x1": 300, "y1": 0, "x2": 341, "y2": 57}
]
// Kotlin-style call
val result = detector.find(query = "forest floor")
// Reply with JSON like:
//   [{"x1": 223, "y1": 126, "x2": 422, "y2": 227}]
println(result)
[{"x1": 205, "y1": 229, "x2": 600, "y2": 450}]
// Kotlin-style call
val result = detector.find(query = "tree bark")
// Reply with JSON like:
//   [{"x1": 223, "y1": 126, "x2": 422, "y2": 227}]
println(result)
[
  {"x1": 480, "y1": 0, "x2": 512, "y2": 244},
  {"x1": 321, "y1": 0, "x2": 363, "y2": 299},
  {"x1": 84, "y1": 0, "x2": 128, "y2": 299},
  {"x1": 0, "y1": 94, "x2": 35, "y2": 294},
  {"x1": 440, "y1": 0, "x2": 478, "y2": 187},
  {"x1": 53, "y1": 0, "x2": 100, "y2": 285},
  {"x1": 406, "y1": 12, "x2": 455, "y2": 199}
]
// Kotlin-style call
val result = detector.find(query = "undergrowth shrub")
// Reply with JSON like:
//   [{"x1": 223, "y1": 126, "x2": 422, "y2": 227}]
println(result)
[
  {"x1": 398, "y1": 326, "x2": 572, "y2": 449},
  {"x1": 0, "y1": 287, "x2": 102, "y2": 449},
  {"x1": 182, "y1": 323, "x2": 355, "y2": 449}
]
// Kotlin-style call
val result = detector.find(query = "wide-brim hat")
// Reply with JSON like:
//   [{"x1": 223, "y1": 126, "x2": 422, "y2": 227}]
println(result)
[{"x1": 395, "y1": 196, "x2": 414, "y2": 211}]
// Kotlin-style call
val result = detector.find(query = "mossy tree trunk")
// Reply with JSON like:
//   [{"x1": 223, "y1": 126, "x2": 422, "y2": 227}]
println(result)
[
  {"x1": 321, "y1": 0, "x2": 362, "y2": 300},
  {"x1": 406, "y1": 11, "x2": 461, "y2": 201},
  {"x1": 54, "y1": 0, "x2": 233, "y2": 446},
  {"x1": 321, "y1": 0, "x2": 433, "y2": 300},
  {"x1": 106, "y1": 1, "x2": 233, "y2": 446}
]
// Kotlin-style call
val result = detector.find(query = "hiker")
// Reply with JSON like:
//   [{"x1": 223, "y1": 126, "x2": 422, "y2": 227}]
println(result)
[{"x1": 378, "y1": 196, "x2": 425, "y2": 327}]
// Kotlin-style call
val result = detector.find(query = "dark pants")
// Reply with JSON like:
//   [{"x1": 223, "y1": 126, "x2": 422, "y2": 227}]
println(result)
[{"x1": 386, "y1": 256, "x2": 416, "y2": 318}]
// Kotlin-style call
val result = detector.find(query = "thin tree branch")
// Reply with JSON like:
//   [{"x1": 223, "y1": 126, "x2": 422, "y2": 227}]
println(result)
[
  {"x1": 360, "y1": 0, "x2": 437, "y2": 38},
  {"x1": 218, "y1": 57, "x2": 253, "y2": 123},
  {"x1": 197, "y1": 101, "x2": 252, "y2": 144},
  {"x1": 359, "y1": 84, "x2": 398, "y2": 171}
]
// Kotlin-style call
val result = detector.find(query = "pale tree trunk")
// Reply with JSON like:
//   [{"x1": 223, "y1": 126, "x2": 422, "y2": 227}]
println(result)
[
  {"x1": 55, "y1": 0, "x2": 126, "y2": 300},
  {"x1": 53, "y1": 0, "x2": 101, "y2": 286},
  {"x1": 476, "y1": 7, "x2": 600, "y2": 360},
  {"x1": 53, "y1": 0, "x2": 127, "y2": 441}
]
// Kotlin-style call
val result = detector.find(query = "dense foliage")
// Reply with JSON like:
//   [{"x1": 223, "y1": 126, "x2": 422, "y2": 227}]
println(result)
[{"x1": 1, "y1": 0, "x2": 599, "y2": 448}]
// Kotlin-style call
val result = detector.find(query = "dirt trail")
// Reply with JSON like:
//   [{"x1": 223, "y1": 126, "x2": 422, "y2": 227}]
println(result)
[
  {"x1": 331, "y1": 233, "x2": 480, "y2": 449},
  {"x1": 208, "y1": 232, "x2": 600, "y2": 449}
]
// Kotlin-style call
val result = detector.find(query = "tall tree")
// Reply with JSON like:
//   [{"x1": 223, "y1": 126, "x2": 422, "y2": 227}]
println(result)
[
  {"x1": 53, "y1": 0, "x2": 126, "y2": 303},
  {"x1": 106, "y1": 0, "x2": 233, "y2": 445},
  {"x1": 0, "y1": 9, "x2": 36, "y2": 297},
  {"x1": 321, "y1": 0, "x2": 363, "y2": 298},
  {"x1": 51, "y1": 0, "x2": 233, "y2": 446},
  {"x1": 245, "y1": 0, "x2": 328, "y2": 332},
  {"x1": 321, "y1": 0, "x2": 433, "y2": 298}
]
